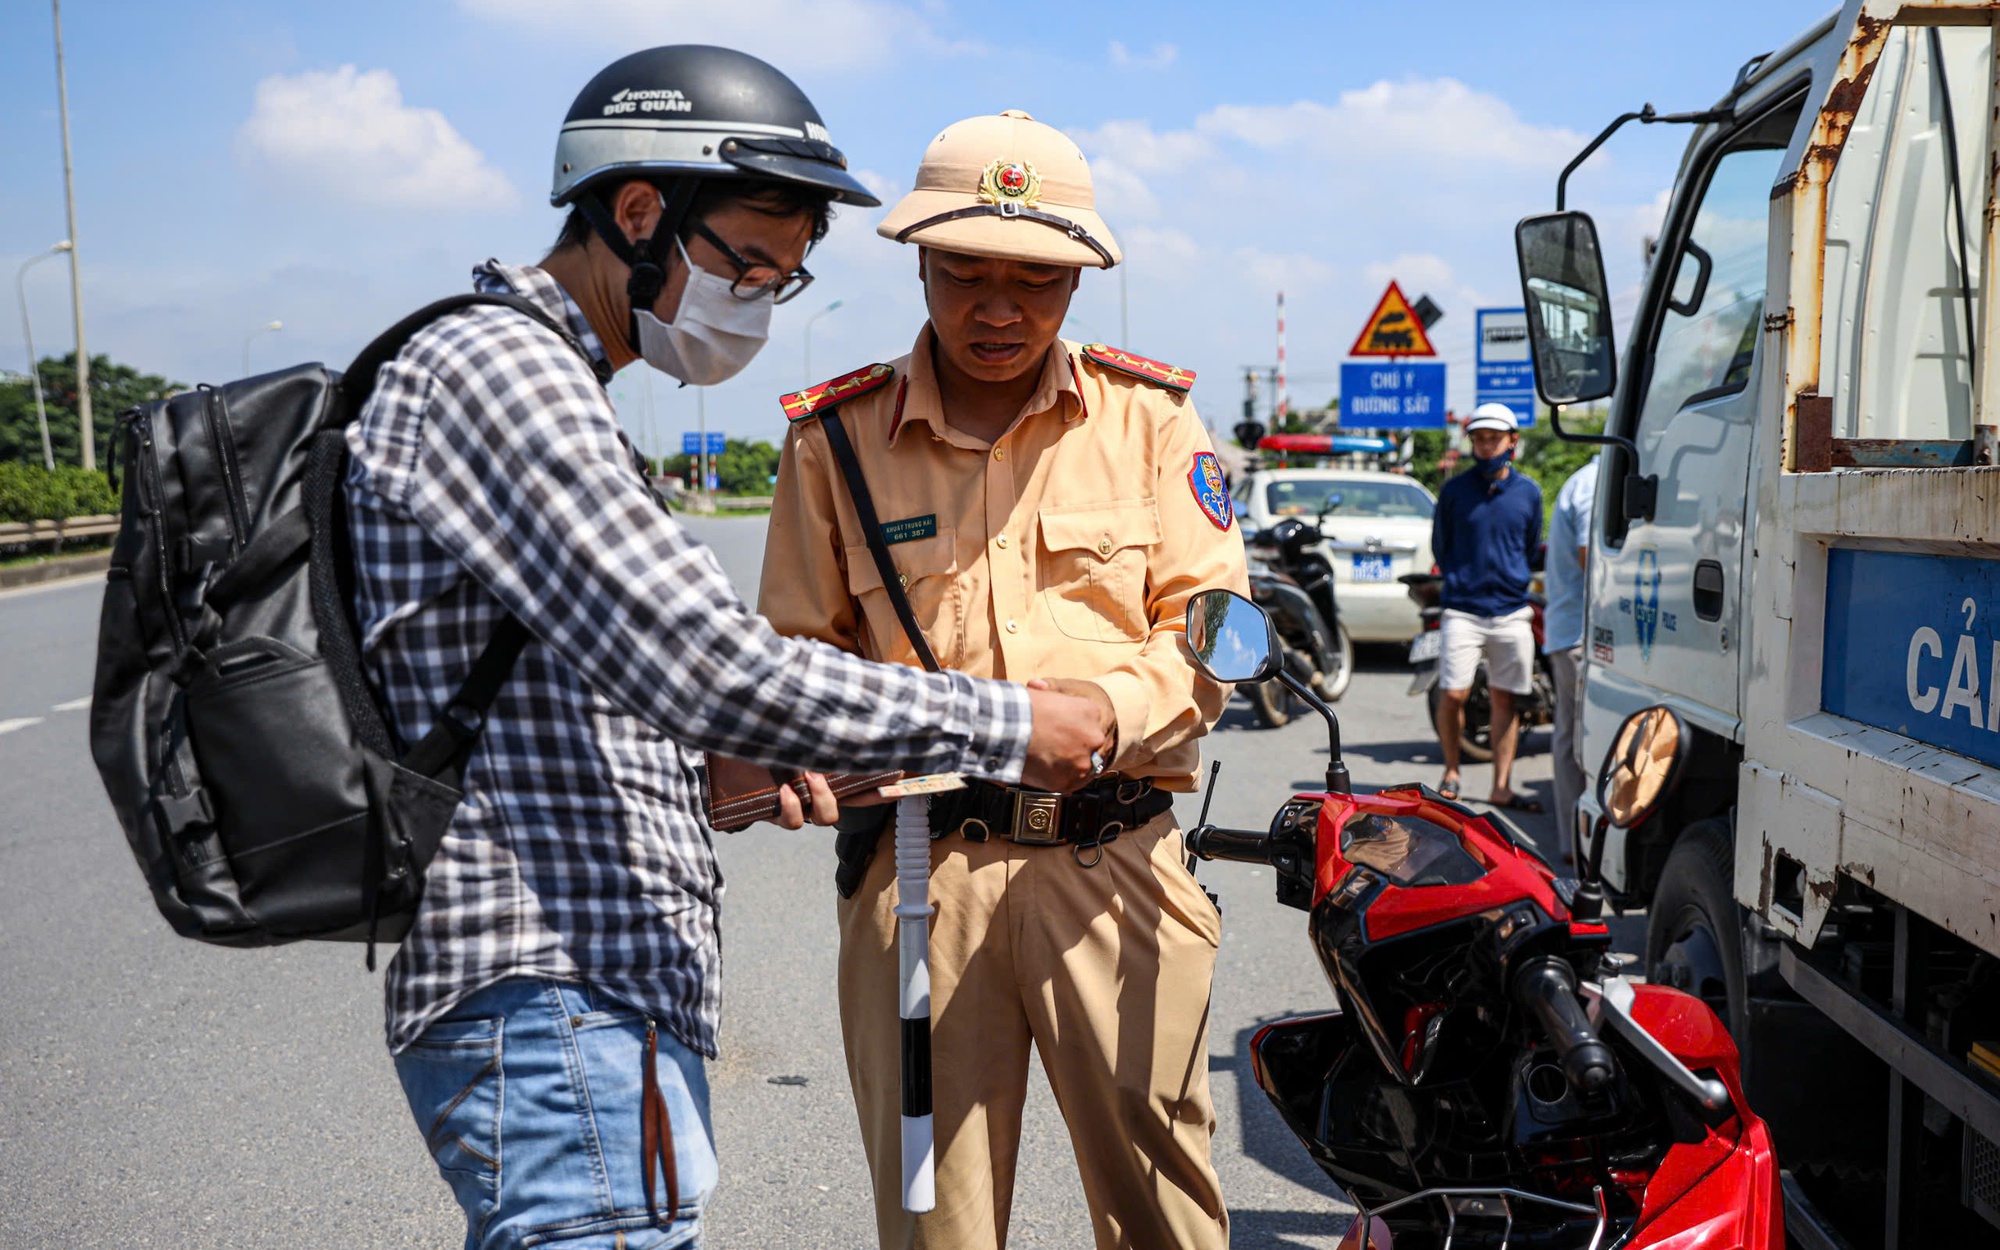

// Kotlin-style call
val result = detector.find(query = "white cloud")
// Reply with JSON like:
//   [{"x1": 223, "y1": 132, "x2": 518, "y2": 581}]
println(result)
[
  {"x1": 236, "y1": 66, "x2": 515, "y2": 211},
  {"x1": 1109, "y1": 41, "x2": 1178, "y2": 71},
  {"x1": 852, "y1": 168, "x2": 901, "y2": 206},
  {"x1": 1200, "y1": 78, "x2": 1580, "y2": 167},
  {"x1": 458, "y1": 0, "x2": 947, "y2": 67},
  {"x1": 1364, "y1": 253, "x2": 1455, "y2": 294},
  {"x1": 1062, "y1": 79, "x2": 1590, "y2": 414}
]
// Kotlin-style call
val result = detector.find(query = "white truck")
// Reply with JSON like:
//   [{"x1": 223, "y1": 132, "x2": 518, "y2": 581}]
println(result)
[{"x1": 1515, "y1": 3, "x2": 2000, "y2": 1245}]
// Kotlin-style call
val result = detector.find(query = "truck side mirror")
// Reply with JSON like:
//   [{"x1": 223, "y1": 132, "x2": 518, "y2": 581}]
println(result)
[{"x1": 1516, "y1": 212, "x2": 1619, "y2": 407}]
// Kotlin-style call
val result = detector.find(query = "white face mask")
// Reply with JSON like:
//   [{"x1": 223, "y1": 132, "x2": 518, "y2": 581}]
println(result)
[{"x1": 633, "y1": 235, "x2": 773, "y2": 385}]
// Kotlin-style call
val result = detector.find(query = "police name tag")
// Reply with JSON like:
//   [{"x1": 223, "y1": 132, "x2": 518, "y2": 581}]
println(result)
[
  {"x1": 882, "y1": 514, "x2": 938, "y2": 545},
  {"x1": 877, "y1": 773, "x2": 968, "y2": 798}
]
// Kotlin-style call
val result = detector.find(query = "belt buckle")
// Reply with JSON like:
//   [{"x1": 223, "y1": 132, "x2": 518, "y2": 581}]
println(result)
[{"x1": 1010, "y1": 790, "x2": 1064, "y2": 845}]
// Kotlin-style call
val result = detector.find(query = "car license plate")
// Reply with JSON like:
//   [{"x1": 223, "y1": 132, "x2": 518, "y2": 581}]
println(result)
[
  {"x1": 1408, "y1": 630, "x2": 1442, "y2": 663},
  {"x1": 1352, "y1": 553, "x2": 1395, "y2": 582}
]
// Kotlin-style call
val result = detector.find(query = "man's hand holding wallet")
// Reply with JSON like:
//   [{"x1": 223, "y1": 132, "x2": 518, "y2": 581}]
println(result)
[{"x1": 705, "y1": 681, "x2": 1115, "y2": 831}]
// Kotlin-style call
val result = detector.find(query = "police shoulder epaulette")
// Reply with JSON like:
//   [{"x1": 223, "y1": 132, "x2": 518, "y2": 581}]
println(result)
[
  {"x1": 1081, "y1": 343, "x2": 1194, "y2": 394},
  {"x1": 780, "y1": 362, "x2": 896, "y2": 422}
]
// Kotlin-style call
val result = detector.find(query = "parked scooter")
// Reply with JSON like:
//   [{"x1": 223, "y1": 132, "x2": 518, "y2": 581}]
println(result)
[
  {"x1": 1399, "y1": 570, "x2": 1553, "y2": 763},
  {"x1": 1181, "y1": 588, "x2": 1784, "y2": 1250},
  {"x1": 1244, "y1": 516, "x2": 1354, "y2": 728}
]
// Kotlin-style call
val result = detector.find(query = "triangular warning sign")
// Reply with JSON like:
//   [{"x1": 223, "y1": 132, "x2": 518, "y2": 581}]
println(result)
[{"x1": 1347, "y1": 281, "x2": 1437, "y2": 357}]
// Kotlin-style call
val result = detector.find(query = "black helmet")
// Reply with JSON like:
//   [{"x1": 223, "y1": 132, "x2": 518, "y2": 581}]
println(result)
[
  {"x1": 552, "y1": 46, "x2": 876, "y2": 331},
  {"x1": 552, "y1": 45, "x2": 878, "y2": 209}
]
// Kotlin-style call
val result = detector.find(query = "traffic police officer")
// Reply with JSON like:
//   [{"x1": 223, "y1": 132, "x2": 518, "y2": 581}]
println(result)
[{"x1": 760, "y1": 110, "x2": 1248, "y2": 1250}]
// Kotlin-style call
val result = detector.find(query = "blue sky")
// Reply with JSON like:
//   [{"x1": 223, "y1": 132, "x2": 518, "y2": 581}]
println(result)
[{"x1": 2, "y1": 1, "x2": 1832, "y2": 453}]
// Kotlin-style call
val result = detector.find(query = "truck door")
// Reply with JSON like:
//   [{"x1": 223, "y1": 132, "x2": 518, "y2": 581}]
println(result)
[{"x1": 1586, "y1": 101, "x2": 1802, "y2": 742}]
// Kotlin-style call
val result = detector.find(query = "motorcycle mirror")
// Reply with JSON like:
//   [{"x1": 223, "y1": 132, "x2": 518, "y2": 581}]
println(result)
[
  {"x1": 1595, "y1": 705, "x2": 1691, "y2": 830},
  {"x1": 1184, "y1": 589, "x2": 1283, "y2": 683},
  {"x1": 1184, "y1": 589, "x2": 1353, "y2": 794}
]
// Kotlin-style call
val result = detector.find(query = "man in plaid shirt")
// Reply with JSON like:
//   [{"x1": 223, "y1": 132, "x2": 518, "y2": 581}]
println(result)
[{"x1": 347, "y1": 47, "x2": 1107, "y2": 1250}]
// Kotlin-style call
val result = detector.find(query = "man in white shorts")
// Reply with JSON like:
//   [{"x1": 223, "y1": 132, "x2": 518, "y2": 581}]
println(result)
[{"x1": 1431, "y1": 403, "x2": 1544, "y2": 810}]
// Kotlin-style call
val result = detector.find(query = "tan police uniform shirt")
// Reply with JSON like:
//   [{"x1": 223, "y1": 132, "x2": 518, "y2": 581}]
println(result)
[{"x1": 760, "y1": 325, "x2": 1250, "y2": 791}]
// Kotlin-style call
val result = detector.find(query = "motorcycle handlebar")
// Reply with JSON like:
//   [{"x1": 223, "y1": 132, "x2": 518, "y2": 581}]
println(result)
[
  {"x1": 1512, "y1": 958, "x2": 1618, "y2": 1096},
  {"x1": 1184, "y1": 824, "x2": 1272, "y2": 865}
]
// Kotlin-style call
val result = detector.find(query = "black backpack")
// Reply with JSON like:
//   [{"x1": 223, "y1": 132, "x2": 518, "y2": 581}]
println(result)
[{"x1": 91, "y1": 294, "x2": 590, "y2": 964}]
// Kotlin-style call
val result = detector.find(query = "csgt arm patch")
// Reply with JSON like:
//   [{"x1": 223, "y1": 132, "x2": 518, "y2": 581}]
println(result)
[{"x1": 1189, "y1": 452, "x2": 1233, "y2": 531}]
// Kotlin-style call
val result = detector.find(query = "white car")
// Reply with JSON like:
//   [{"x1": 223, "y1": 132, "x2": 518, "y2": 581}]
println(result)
[{"x1": 1232, "y1": 468, "x2": 1436, "y2": 643}]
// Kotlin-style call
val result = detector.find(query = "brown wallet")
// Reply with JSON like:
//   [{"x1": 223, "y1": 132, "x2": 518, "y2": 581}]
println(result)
[{"x1": 702, "y1": 754, "x2": 901, "y2": 833}]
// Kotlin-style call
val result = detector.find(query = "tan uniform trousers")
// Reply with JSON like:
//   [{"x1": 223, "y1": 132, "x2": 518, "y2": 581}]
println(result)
[{"x1": 838, "y1": 812, "x2": 1229, "y2": 1250}]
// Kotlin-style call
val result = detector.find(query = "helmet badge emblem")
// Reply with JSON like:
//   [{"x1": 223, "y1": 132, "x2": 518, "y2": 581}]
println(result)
[{"x1": 978, "y1": 159, "x2": 1042, "y2": 209}]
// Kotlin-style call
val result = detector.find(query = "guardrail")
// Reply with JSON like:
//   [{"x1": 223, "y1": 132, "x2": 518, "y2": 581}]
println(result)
[{"x1": 0, "y1": 514, "x2": 119, "y2": 549}]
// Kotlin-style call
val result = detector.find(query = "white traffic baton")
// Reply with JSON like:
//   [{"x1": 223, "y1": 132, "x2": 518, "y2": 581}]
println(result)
[{"x1": 892, "y1": 795, "x2": 936, "y2": 1212}]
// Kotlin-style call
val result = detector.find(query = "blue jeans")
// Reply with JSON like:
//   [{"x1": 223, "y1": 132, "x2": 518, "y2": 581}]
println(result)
[{"x1": 393, "y1": 978, "x2": 717, "y2": 1250}]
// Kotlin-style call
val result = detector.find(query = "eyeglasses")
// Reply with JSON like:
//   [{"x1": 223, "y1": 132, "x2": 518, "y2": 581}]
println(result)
[{"x1": 691, "y1": 222, "x2": 814, "y2": 305}]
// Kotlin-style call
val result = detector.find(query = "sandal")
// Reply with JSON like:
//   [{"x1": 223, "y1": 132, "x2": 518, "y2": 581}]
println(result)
[
  {"x1": 1489, "y1": 793, "x2": 1544, "y2": 814},
  {"x1": 1438, "y1": 777, "x2": 1461, "y2": 800}
]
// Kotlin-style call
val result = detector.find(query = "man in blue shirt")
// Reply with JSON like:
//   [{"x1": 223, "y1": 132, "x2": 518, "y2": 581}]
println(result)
[
  {"x1": 1544, "y1": 455, "x2": 1600, "y2": 860},
  {"x1": 1432, "y1": 404, "x2": 1543, "y2": 808}
]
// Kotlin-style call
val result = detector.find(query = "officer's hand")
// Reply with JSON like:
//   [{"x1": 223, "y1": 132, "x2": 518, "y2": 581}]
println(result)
[
  {"x1": 773, "y1": 772, "x2": 842, "y2": 828},
  {"x1": 1022, "y1": 687, "x2": 1115, "y2": 793},
  {"x1": 1025, "y1": 677, "x2": 1116, "y2": 741}
]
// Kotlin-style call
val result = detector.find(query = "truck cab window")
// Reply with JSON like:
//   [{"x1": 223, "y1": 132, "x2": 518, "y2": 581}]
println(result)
[
  {"x1": 1818, "y1": 23, "x2": 1989, "y2": 443},
  {"x1": 1633, "y1": 144, "x2": 1785, "y2": 454}
]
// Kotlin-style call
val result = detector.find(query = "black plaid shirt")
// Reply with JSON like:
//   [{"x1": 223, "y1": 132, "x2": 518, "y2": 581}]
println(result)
[{"x1": 346, "y1": 262, "x2": 1031, "y2": 1055}]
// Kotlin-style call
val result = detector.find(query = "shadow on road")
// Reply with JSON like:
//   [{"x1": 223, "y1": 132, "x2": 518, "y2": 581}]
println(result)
[
  {"x1": 1214, "y1": 1018, "x2": 1352, "y2": 1244},
  {"x1": 1229, "y1": 1207, "x2": 1348, "y2": 1246}
]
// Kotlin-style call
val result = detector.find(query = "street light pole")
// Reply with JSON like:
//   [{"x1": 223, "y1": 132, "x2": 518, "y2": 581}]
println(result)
[
  {"x1": 242, "y1": 320, "x2": 283, "y2": 377},
  {"x1": 17, "y1": 240, "x2": 73, "y2": 471},
  {"x1": 52, "y1": 0, "x2": 92, "y2": 471},
  {"x1": 804, "y1": 298, "x2": 843, "y2": 384}
]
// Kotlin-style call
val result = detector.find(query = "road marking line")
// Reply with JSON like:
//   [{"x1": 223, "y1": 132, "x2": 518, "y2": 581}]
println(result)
[
  {"x1": 0, "y1": 717, "x2": 45, "y2": 735},
  {"x1": 52, "y1": 697, "x2": 91, "y2": 712}
]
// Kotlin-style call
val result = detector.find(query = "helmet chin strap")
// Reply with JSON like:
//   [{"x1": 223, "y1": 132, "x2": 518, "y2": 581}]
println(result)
[{"x1": 575, "y1": 180, "x2": 700, "y2": 352}]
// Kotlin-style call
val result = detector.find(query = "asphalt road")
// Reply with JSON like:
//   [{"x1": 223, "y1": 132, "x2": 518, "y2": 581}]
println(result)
[{"x1": 0, "y1": 516, "x2": 1622, "y2": 1249}]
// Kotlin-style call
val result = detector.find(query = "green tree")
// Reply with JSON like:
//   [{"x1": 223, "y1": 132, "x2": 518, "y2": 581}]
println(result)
[
  {"x1": 659, "y1": 438, "x2": 783, "y2": 495},
  {"x1": 1516, "y1": 410, "x2": 1607, "y2": 525},
  {"x1": 0, "y1": 353, "x2": 184, "y2": 467}
]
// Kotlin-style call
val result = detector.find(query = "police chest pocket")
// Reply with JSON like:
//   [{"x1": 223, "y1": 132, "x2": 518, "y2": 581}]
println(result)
[
  {"x1": 844, "y1": 530, "x2": 960, "y2": 667},
  {"x1": 1039, "y1": 500, "x2": 1161, "y2": 643}
]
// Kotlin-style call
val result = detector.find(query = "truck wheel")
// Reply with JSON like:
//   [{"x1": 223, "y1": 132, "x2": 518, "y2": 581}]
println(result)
[
  {"x1": 1646, "y1": 820, "x2": 1746, "y2": 1037},
  {"x1": 1431, "y1": 671, "x2": 1495, "y2": 763},
  {"x1": 1313, "y1": 621, "x2": 1355, "y2": 703}
]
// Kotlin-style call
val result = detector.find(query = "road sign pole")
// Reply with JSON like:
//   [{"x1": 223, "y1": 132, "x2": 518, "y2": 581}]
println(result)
[{"x1": 697, "y1": 388, "x2": 708, "y2": 496}]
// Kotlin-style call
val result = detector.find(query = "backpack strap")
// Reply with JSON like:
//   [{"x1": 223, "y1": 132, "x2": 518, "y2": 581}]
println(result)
[
  {"x1": 330, "y1": 291, "x2": 607, "y2": 774},
  {"x1": 339, "y1": 292, "x2": 611, "y2": 423},
  {"x1": 400, "y1": 617, "x2": 534, "y2": 780}
]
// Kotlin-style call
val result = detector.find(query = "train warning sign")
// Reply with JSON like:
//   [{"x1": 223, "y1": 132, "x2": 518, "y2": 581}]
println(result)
[{"x1": 1347, "y1": 281, "x2": 1437, "y2": 357}]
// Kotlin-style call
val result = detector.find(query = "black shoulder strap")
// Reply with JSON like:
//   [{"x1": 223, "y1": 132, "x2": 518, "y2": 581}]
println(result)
[
  {"x1": 340, "y1": 291, "x2": 608, "y2": 423},
  {"x1": 817, "y1": 411, "x2": 941, "y2": 674},
  {"x1": 399, "y1": 617, "x2": 533, "y2": 779},
  {"x1": 338, "y1": 290, "x2": 603, "y2": 776}
]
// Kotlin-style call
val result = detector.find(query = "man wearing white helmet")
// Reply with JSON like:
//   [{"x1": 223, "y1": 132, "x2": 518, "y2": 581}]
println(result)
[
  {"x1": 760, "y1": 110, "x2": 1245, "y2": 1250},
  {"x1": 1432, "y1": 402, "x2": 1544, "y2": 809},
  {"x1": 347, "y1": 52, "x2": 1107, "y2": 1250}
]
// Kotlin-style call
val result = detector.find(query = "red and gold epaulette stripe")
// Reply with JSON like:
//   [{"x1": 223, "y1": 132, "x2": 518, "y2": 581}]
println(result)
[
  {"x1": 1081, "y1": 343, "x2": 1195, "y2": 393},
  {"x1": 780, "y1": 362, "x2": 896, "y2": 422}
]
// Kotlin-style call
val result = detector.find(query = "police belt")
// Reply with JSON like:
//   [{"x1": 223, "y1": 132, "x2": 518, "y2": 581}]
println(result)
[{"x1": 929, "y1": 778, "x2": 1171, "y2": 848}]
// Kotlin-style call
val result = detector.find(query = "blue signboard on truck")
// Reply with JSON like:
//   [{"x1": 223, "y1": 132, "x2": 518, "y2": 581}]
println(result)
[
  {"x1": 1338, "y1": 361, "x2": 1447, "y2": 430},
  {"x1": 1822, "y1": 548, "x2": 2000, "y2": 767}
]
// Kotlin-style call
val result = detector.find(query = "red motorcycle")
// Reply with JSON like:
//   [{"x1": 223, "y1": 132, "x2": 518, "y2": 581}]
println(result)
[{"x1": 1183, "y1": 589, "x2": 1781, "y2": 1249}]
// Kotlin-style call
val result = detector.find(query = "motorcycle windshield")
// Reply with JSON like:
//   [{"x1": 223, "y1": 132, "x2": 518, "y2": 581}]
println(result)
[{"x1": 1339, "y1": 814, "x2": 1487, "y2": 887}]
